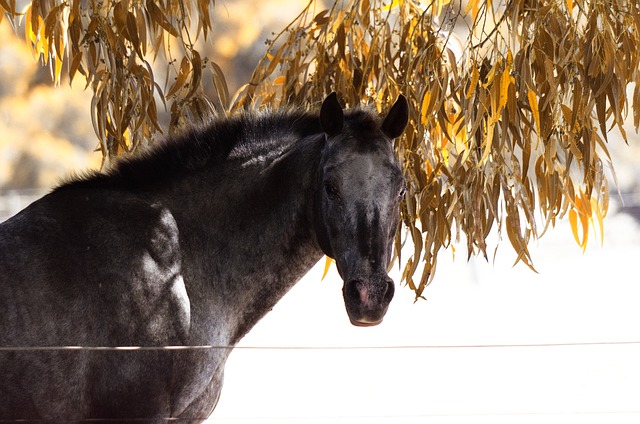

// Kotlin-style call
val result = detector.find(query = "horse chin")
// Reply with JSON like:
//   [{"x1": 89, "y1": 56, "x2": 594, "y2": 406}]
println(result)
[{"x1": 348, "y1": 316, "x2": 384, "y2": 327}]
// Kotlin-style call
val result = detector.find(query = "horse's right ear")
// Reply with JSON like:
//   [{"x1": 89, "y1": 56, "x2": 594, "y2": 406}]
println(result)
[
  {"x1": 320, "y1": 92, "x2": 344, "y2": 136},
  {"x1": 381, "y1": 94, "x2": 409, "y2": 139}
]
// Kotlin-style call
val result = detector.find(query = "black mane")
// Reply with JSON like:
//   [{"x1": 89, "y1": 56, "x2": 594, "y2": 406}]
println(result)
[{"x1": 56, "y1": 106, "x2": 382, "y2": 193}]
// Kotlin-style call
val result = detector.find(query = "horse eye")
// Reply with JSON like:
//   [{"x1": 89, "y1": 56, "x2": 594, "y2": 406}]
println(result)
[{"x1": 324, "y1": 181, "x2": 340, "y2": 199}]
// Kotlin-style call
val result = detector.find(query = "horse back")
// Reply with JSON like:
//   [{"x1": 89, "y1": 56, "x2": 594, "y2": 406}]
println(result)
[
  {"x1": 0, "y1": 187, "x2": 200, "y2": 418},
  {"x1": 0, "y1": 187, "x2": 190, "y2": 347}
]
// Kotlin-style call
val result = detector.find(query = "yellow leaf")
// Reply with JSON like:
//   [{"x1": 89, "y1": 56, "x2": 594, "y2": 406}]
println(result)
[
  {"x1": 39, "y1": 16, "x2": 48, "y2": 60},
  {"x1": 211, "y1": 61, "x2": 230, "y2": 109},
  {"x1": 435, "y1": 0, "x2": 452, "y2": 16},
  {"x1": 577, "y1": 192, "x2": 591, "y2": 251},
  {"x1": 527, "y1": 88, "x2": 541, "y2": 137},
  {"x1": 505, "y1": 209, "x2": 536, "y2": 272},
  {"x1": 466, "y1": 66, "x2": 479, "y2": 99},
  {"x1": 579, "y1": 211, "x2": 589, "y2": 252},
  {"x1": 464, "y1": 0, "x2": 480, "y2": 21},
  {"x1": 185, "y1": 51, "x2": 202, "y2": 99},
  {"x1": 54, "y1": 55, "x2": 63, "y2": 85},
  {"x1": 382, "y1": 0, "x2": 402, "y2": 11},
  {"x1": 499, "y1": 52, "x2": 513, "y2": 112},
  {"x1": 24, "y1": 5, "x2": 38, "y2": 52},
  {"x1": 483, "y1": 58, "x2": 500, "y2": 88},
  {"x1": 591, "y1": 197, "x2": 605, "y2": 245},
  {"x1": 146, "y1": 1, "x2": 179, "y2": 37},
  {"x1": 165, "y1": 56, "x2": 190, "y2": 99},
  {"x1": 569, "y1": 201, "x2": 589, "y2": 252},
  {"x1": 420, "y1": 91, "x2": 431, "y2": 126},
  {"x1": 441, "y1": 141, "x2": 449, "y2": 166},
  {"x1": 321, "y1": 256, "x2": 334, "y2": 281},
  {"x1": 480, "y1": 118, "x2": 494, "y2": 164},
  {"x1": 569, "y1": 208, "x2": 580, "y2": 246}
]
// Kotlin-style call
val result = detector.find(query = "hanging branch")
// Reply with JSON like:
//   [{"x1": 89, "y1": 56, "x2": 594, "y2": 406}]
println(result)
[
  {"x1": 2, "y1": 0, "x2": 639, "y2": 298},
  {"x1": 1, "y1": 0, "x2": 223, "y2": 166},
  {"x1": 232, "y1": 0, "x2": 640, "y2": 299}
]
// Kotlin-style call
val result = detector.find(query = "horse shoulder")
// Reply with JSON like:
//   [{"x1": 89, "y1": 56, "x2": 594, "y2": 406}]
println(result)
[
  {"x1": 1, "y1": 189, "x2": 190, "y2": 346},
  {"x1": 133, "y1": 204, "x2": 191, "y2": 344},
  {"x1": 88, "y1": 192, "x2": 191, "y2": 345}
]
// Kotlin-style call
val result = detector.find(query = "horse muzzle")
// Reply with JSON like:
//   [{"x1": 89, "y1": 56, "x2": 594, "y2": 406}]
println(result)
[{"x1": 342, "y1": 276, "x2": 395, "y2": 327}]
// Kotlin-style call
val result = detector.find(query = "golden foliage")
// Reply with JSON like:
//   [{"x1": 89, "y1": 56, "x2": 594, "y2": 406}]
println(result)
[
  {"x1": 232, "y1": 0, "x2": 640, "y2": 298},
  {"x1": 2, "y1": 0, "x2": 639, "y2": 298},
  {"x1": 2, "y1": 0, "x2": 223, "y2": 166}
]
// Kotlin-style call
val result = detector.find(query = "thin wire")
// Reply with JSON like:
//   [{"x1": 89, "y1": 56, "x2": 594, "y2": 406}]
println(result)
[
  {"x1": 2, "y1": 411, "x2": 640, "y2": 423},
  {"x1": 212, "y1": 410, "x2": 640, "y2": 420},
  {"x1": 23, "y1": 410, "x2": 639, "y2": 422},
  {"x1": 1, "y1": 340, "x2": 640, "y2": 351}
]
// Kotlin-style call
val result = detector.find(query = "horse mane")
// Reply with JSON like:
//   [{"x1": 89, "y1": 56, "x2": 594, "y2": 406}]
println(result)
[{"x1": 56, "y1": 105, "x2": 382, "y2": 193}]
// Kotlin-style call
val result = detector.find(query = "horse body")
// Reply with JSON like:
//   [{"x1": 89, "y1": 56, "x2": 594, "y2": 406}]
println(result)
[{"x1": 0, "y1": 94, "x2": 408, "y2": 421}]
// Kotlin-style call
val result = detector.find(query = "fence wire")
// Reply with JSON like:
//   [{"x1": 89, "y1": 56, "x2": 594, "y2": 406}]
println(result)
[{"x1": 1, "y1": 340, "x2": 640, "y2": 351}]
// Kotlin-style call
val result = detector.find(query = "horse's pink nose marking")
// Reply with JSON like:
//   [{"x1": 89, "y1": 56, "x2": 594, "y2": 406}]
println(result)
[{"x1": 359, "y1": 285, "x2": 368, "y2": 305}]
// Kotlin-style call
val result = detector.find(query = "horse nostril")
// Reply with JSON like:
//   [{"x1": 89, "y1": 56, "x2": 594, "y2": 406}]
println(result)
[
  {"x1": 384, "y1": 280, "x2": 395, "y2": 303},
  {"x1": 345, "y1": 280, "x2": 365, "y2": 303},
  {"x1": 345, "y1": 279, "x2": 394, "y2": 305}
]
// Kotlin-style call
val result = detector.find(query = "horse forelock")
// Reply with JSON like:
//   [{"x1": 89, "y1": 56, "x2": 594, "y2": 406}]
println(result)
[{"x1": 342, "y1": 108, "x2": 383, "y2": 135}]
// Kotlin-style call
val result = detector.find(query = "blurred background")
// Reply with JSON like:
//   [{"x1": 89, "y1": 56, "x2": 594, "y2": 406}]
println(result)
[{"x1": 2, "y1": 1, "x2": 640, "y2": 422}]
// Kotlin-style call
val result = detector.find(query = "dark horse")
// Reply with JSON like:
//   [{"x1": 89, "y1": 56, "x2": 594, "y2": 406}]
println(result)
[{"x1": 0, "y1": 93, "x2": 408, "y2": 421}]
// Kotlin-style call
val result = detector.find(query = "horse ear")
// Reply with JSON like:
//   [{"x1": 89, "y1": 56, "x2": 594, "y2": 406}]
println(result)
[
  {"x1": 381, "y1": 94, "x2": 409, "y2": 139},
  {"x1": 320, "y1": 92, "x2": 344, "y2": 136}
]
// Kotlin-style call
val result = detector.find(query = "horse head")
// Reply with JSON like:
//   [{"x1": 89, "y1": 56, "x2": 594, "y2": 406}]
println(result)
[{"x1": 315, "y1": 93, "x2": 409, "y2": 326}]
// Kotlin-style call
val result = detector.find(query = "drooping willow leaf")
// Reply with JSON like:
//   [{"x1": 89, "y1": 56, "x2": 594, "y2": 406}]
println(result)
[{"x1": 2, "y1": 0, "x2": 638, "y2": 298}]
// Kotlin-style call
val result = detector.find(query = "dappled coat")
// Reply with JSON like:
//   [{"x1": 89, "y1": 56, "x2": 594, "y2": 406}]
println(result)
[{"x1": 0, "y1": 93, "x2": 408, "y2": 421}]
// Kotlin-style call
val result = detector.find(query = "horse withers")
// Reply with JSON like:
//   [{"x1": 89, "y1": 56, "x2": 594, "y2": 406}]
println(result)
[{"x1": 0, "y1": 93, "x2": 409, "y2": 421}]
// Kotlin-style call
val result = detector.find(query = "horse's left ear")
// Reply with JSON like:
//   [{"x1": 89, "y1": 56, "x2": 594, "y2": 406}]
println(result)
[
  {"x1": 320, "y1": 92, "x2": 344, "y2": 136},
  {"x1": 381, "y1": 94, "x2": 409, "y2": 139}
]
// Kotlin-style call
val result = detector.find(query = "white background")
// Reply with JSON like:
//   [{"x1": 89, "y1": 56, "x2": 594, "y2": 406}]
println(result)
[{"x1": 210, "y1": 204, "x2": 640, "y2": 423}]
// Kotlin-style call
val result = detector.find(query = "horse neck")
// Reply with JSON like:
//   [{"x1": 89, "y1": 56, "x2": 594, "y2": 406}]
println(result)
[{"x1": 160, "y1": 134, "x2": 326, "y2": 345}]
